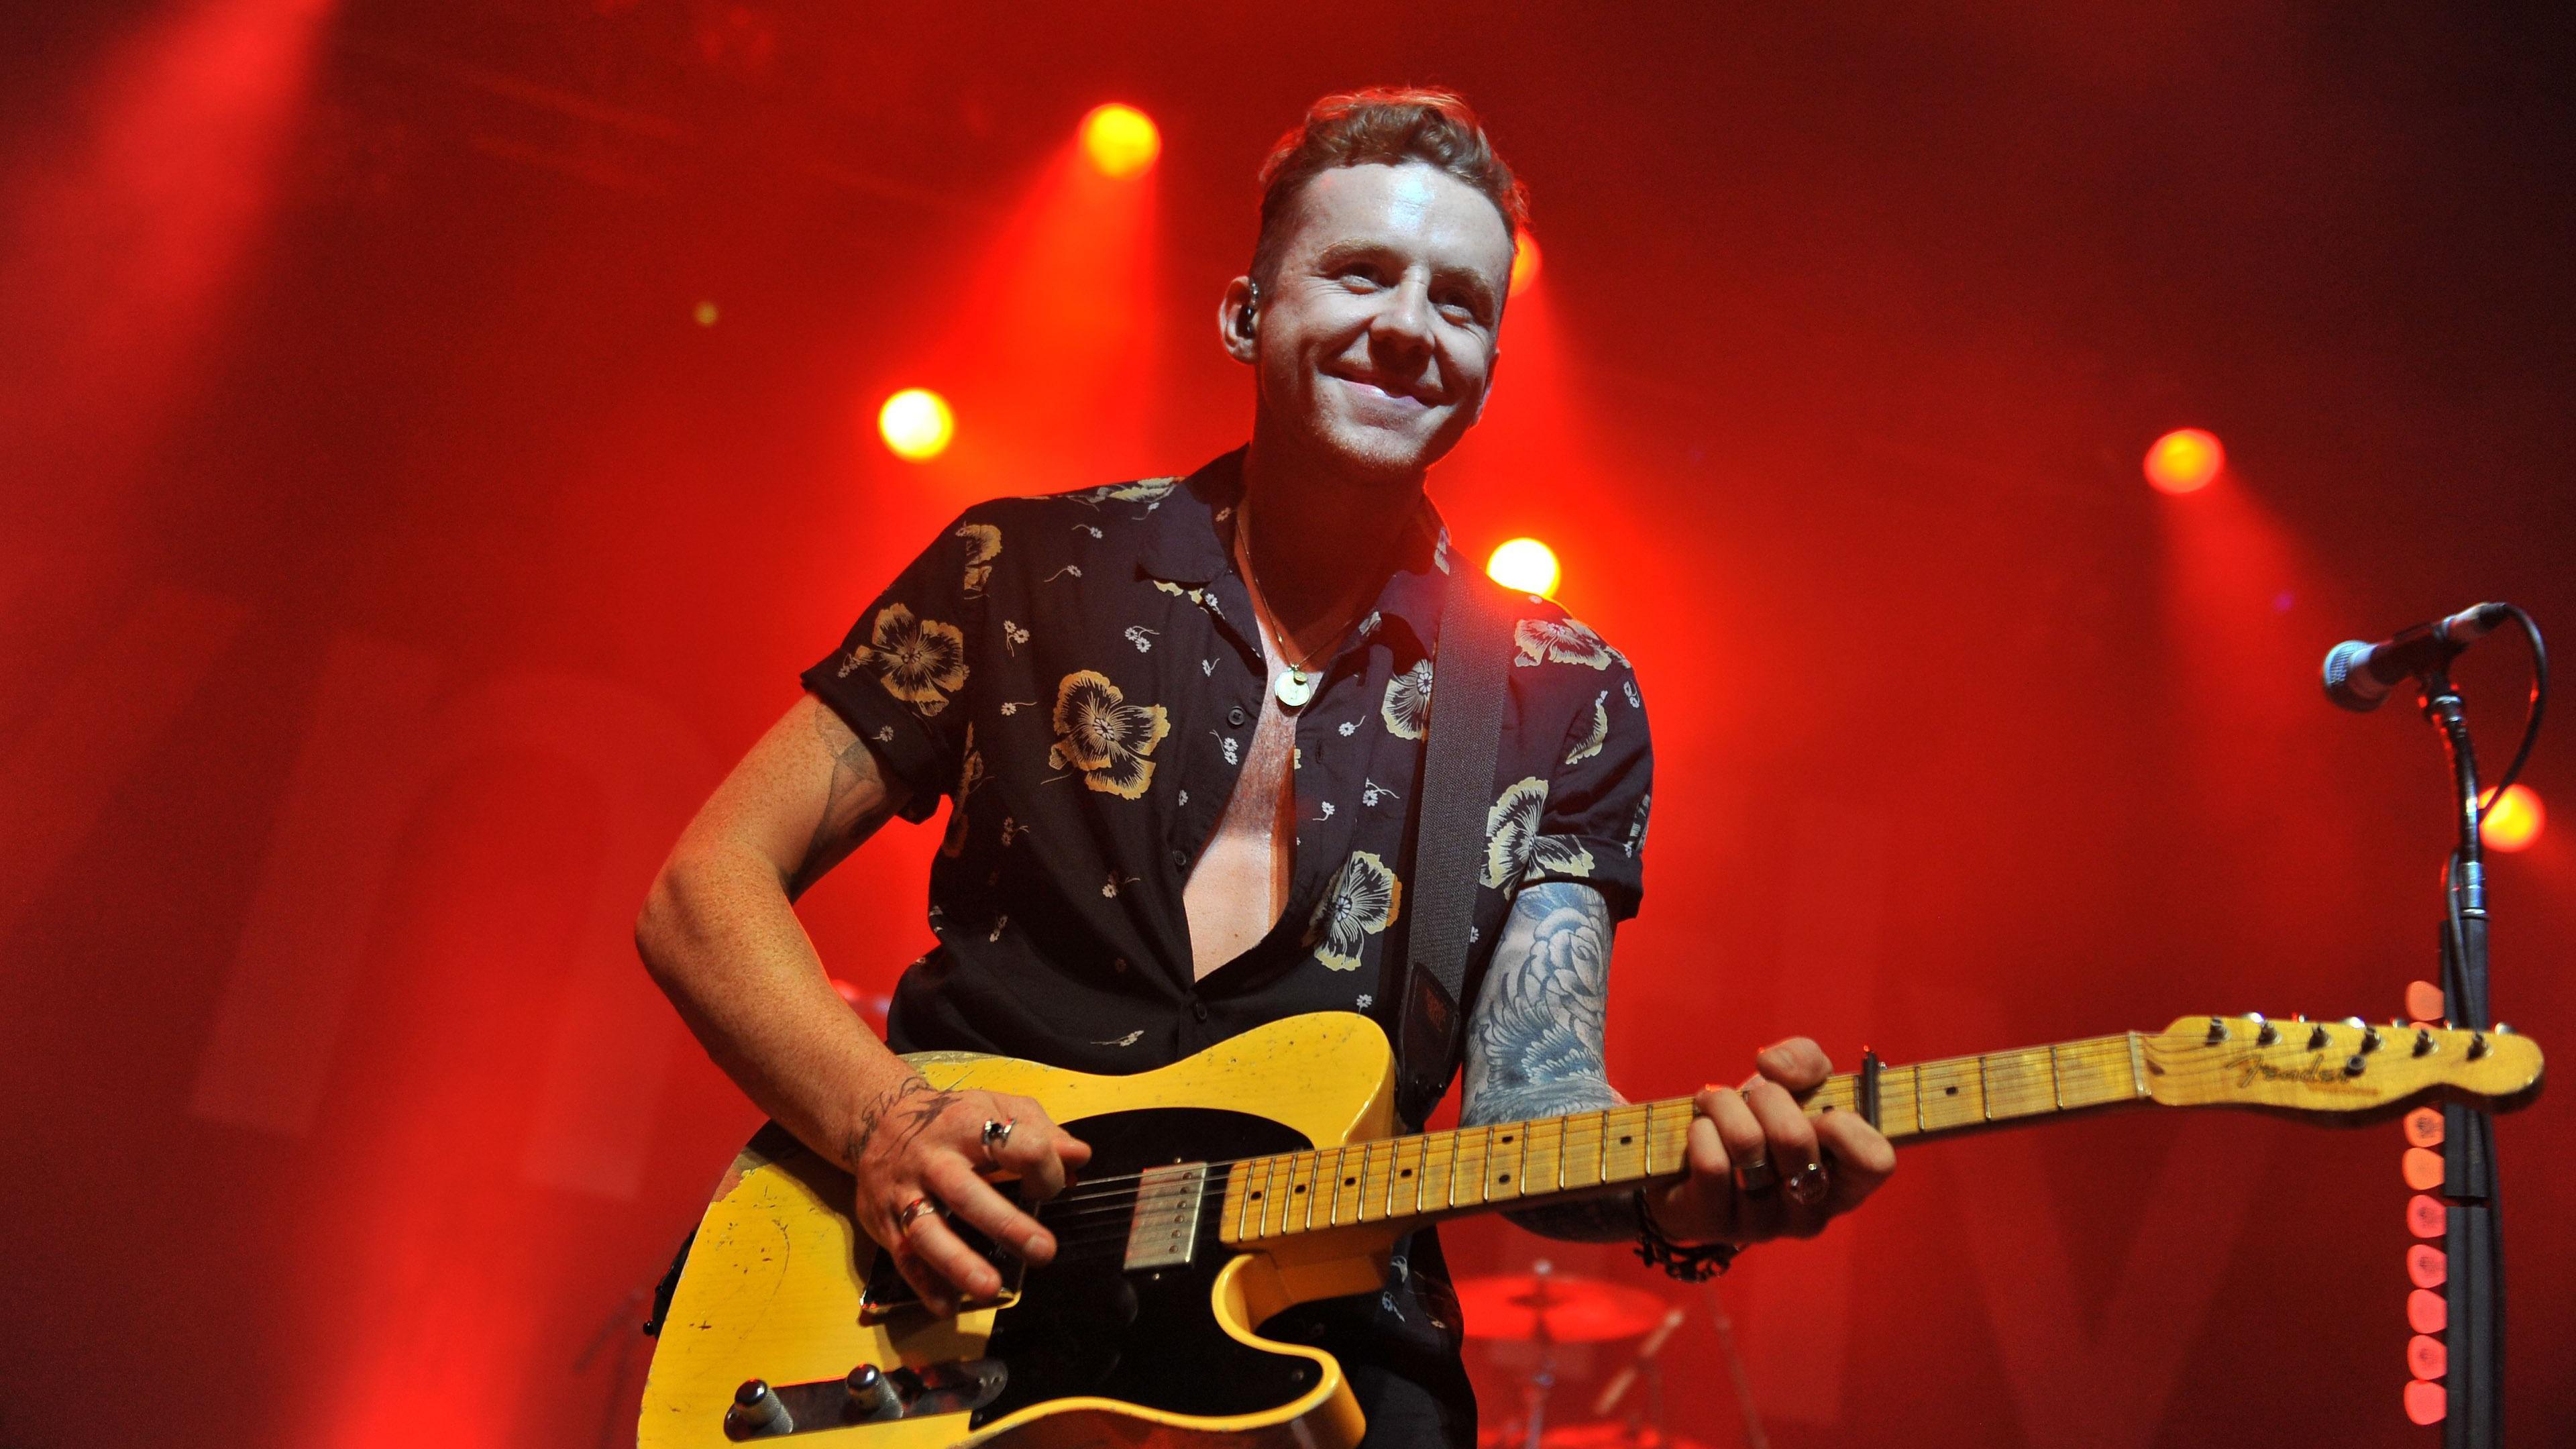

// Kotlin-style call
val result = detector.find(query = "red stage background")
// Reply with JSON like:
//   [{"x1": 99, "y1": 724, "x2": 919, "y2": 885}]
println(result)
[{"x1": 3, "y1": 3, "x2": 2570, "y2": 1446}]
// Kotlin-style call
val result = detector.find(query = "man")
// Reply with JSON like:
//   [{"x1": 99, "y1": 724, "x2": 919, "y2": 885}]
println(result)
[{"x1": 637, "y1": 88, "x2": 1893, "y2": 1446}]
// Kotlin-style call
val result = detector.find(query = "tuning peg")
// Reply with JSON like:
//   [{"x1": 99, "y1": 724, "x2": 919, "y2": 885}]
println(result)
[
  {"x1": 2307, "y1": 1022, "x2": 2330, "y2": 1051},
  {"x1": 2342, "y1": 1015, "x2": 2367, "y2": 1028},
  {"x1": 2251, "y1": 1013, "x2": 2280, "y2": 1046},
  {"x1": 2469, "y1": 1032, "x2": 2489, "y2": 1060},
  {"x1": 2414, "y1": 1028, "x2": 2436, "y2": 1057},
  {"x1": 2204, "y1": 1016, "x2": 2228, "y2": 1044},
  {"x1": 2361, "y1": 1025, "x2": 2383, "y2": 1053},
  {"x1": 2496, "y1": 1022, "x2": 2515, "y2": 1035}
]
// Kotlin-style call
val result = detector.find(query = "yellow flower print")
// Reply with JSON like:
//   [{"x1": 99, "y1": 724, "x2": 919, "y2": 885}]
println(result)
[
  {"x1": 857, "y1": 602, "x2": 967, "y2": 716},
  {"x1": 1566, "y1": 690, "x2": 1609, "y2": 764},
  {"x1": 1513, "y1": 616, "x2": 1617, "y2": 670},
  {"x1": 955, "y1": 523, "x2": 1002, "y2": 596},
  {"x1": 1046, "y1": 669, "x2": 1171, "y2": 799},
  {"x1": 1381, "y1": 659, "x2": 1434, "y2": 740},
  {"x1": 1481, "y1": 775, "x2": 1595, "y2": 888},
  {"x1": 1309, "y1": 851, "x2": 1403, "y2": 971}
]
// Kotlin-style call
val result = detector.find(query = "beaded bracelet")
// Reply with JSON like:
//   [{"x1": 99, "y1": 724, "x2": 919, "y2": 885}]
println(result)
[{"x1": 1631, "y1": 1190, "x2": 1740, "y2": 1281}]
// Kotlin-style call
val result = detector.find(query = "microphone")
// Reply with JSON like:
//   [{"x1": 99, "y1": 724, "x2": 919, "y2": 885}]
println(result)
[{"x1": 2321, "y1": 603, "x2": 2511, "y2": 712}]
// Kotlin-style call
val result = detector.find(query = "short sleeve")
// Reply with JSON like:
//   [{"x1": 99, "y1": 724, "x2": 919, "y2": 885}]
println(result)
[
  {"x1": 799, "y1": 511, "x2": 999, "y2": 824},
  {"x1": 1521, "y1": 656, "x2": 1654, "y2": 921}
]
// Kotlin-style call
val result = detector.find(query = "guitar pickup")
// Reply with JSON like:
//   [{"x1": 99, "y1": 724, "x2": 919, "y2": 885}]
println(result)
[{"x1": 1122, "y1": 1162, "x2": 1208, "y2": 1271}]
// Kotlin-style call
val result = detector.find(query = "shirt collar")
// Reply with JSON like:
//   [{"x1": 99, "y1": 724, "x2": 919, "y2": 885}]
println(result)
[{"x1": 1138, "y1": 445, "x2": 1456, "y2": 654}]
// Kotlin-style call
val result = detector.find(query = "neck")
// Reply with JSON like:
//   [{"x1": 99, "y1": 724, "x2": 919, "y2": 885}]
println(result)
[
  {"x1": 1215, "y1": 1032, "x2": 2152, "y2": 1245},
  {"x1": 1237, "y1": 426, "x2": 1423, "y2": 646}
]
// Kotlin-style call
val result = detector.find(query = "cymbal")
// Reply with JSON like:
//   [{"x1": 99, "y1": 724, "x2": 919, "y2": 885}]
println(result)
[{"x1": 1452, "y1": 1271, "x2": 1670, "y2": 1342}]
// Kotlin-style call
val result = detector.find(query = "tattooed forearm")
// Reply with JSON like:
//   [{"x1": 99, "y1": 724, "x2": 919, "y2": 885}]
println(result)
[
  {"x1": 842, "y1": 1074, "x2": 960, "y2": 1173},
  {"x1": 1461, "y1": 881, "x2": 1640, "y2": 1242}
]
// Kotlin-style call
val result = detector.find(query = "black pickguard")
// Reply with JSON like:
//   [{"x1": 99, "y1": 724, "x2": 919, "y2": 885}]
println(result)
[{"x1": 967, "y1": 1106, "x2": 1319, "y2": 1428}]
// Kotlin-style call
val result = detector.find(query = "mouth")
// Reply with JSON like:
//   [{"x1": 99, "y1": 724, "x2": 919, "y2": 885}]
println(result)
[{"x1": 1326, "y1": 368, "x2": 1438, "y2": 410}]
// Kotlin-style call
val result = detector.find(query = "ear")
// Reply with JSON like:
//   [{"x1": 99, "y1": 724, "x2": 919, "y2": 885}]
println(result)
[{"x1": 1218, "y1": 275, "x2": 1259, "y2": 366}]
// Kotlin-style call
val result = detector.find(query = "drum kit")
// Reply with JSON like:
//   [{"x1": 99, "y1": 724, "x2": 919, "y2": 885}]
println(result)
[{"x1": 1456, "y1": 1260, "x2": 1766, "y2": 1449}]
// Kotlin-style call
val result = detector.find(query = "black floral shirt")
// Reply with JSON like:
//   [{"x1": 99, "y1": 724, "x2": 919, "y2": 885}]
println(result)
[{"x1": 802, "y1": 447, "x2": 1654, "y2": 1079}]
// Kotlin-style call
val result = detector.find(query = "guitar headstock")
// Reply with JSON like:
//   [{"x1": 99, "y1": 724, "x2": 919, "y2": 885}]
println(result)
[{"x1": 2142, "y1": 1014, "x2": 2542, "y2": 1114}]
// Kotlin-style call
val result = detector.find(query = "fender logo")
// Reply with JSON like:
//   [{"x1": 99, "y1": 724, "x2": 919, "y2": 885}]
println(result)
[{"x1": 2229, "y1": 1053, "x2": 2367, "y2": 1093}]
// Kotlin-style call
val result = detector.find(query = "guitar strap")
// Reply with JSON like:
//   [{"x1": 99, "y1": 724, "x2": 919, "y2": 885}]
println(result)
[{"x1": 1392, "y1": 559, "x2": 1516, "y2": 1130}]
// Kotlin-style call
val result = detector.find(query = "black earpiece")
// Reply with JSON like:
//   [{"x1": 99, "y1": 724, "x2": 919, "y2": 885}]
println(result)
[{"x1": 1235, "y1": 282, "x2": 1259, "y2": 339}]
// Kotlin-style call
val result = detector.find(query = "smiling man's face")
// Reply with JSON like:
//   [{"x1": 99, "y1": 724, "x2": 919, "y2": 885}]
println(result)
[{"x1": 1242, "y1": 160, "x2": 1517, "y2": 485}]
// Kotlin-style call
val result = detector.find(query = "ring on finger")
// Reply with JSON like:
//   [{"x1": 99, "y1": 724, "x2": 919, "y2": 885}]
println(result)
[
  {"x1": 1733, "y1": 1157, "x2": 1780, "y2": 1195},
  {"x1": 896, "y1": 1195, "x2": 940, "y2": 1232},
  {"x1": 1784, "y1": 1159, "x2": 1830, "y2": 1208},
  {"x1": 980, "y1": 1118, "x2": 1016, "y2": 1163}
]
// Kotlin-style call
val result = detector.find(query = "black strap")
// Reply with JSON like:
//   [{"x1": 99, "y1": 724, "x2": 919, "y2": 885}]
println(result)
[{"x1": 1394, "y1": 561, "x2": 1516, "y2": 1128}]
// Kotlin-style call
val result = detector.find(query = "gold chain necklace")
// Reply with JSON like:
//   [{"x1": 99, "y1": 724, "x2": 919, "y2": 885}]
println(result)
[{"x1": 1235, "y1": 503, "x2": 1375, "y2": 710}]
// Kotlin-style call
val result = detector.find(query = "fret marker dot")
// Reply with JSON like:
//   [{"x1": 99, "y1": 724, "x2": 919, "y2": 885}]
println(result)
[
  {"x1": 1293, "y1": 1185, "x2": 1305, "y2": 1193},
  {"x1": 1620, "y1": 1136, "x2": 1633, "y2": 1145},
  {"x1": 1400, "y1": 1169, "x2": 1413, "y2": 1178},
  {"x1": 1945, "y1": 1086, "x2": 1959, "y2": 1096},
  {"x1": 1497, "y1": 1173, "x2": 1511, "y2": 1183},
  {"x1": 1343, "y1": 1177, "x2": 1356, "y2": 1187}
]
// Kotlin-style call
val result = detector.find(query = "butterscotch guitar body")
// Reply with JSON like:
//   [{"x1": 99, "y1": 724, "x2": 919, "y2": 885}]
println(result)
[{"x1": 639, "y1": 1012, "x2": 1409, "y2": 1449}]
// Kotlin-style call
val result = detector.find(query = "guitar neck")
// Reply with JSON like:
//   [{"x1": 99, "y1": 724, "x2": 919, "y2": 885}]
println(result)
[{"x1": 1215, "y1": 1032, "x2": 2149, "y2": 1246}]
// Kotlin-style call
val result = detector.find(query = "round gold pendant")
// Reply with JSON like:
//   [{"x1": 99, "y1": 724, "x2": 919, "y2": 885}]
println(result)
[{"x1": 1273, "y1": 667, "x2": 1318, "y2": 709}]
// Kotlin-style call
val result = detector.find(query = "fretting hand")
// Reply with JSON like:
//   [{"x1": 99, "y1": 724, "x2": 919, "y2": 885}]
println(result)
[
  {"x1": 1644, "y1": 1038, "x2": 1895, "y2": 1246},
  {"x1": 845, "y1": 1076, "x2": 1091, "y2": 1316}
]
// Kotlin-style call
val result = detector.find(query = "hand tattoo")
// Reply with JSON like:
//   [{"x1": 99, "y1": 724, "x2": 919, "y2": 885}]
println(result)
[{"x1": 845, "y1": 1075, "x2": 961, "y2": 1173}]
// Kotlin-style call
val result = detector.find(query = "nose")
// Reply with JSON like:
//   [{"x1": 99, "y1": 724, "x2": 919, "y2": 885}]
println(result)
[{"x1": 1367, "y1": 274, "x2": 1437, "y2": 360}]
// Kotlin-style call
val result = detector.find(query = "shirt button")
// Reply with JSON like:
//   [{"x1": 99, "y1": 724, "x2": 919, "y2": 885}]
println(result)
[
  {"x1": 1228, "y1": 706, "x2": 1247, "y2": 727},
  {"x1": 1191, "y1": 1001, "x2": 1210, "y2": 1022},
  {"x1": 1171, "y1": 847, "x2": 1189, "y2": 869}
]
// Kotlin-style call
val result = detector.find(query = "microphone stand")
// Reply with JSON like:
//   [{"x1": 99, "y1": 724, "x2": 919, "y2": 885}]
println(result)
[{"x1": 2420, "y1": 668, "x2": 2502, "y2": 1448}]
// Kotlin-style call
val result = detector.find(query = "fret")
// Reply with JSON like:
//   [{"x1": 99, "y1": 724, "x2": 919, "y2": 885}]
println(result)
[
  {"x1": 1483, "y1": 1122, "x2": 1529, "y2": 1203},
  {"x1": 1520, "y1": 1114, "x2": 1568, "y2": 1198},
  {"x1": 1645, "y1": 1097, "x2": 1691, "y2": 1175},
  {"x1": 1982, "y1": 1046, "x2": 2055, "y2": 1122},
  {"x1": 1283, "y1": 1150, "x2": 1321, "y2": 1234},
  {"x1": 1558, "y1": 1109, "x2": 1608, "y2": 1192},
  {"x1": 1356, "y1": 1140, "x2": 1397, "y2": 1224},
  {"x1": 1601, "y1": 1104, "x2": 1651, "y2": 1183},
  {"x1": 1450, "y1": 1126, "x2": 1493, "y2": 1208},
  {"x1": 1327, "y1": 1142, "x2": 1366, "y2": 1226},
  {"x1": 1420, "y1": 1131, "x2": 1459, "y2": 1214},
  {"x1": 1219, "y1": 1030, "x2": 2193, "y2": 1246},
  {"x1": 1252, "y1": 1153, "x2": 1287, "y2": 1238},
  {"x1": 1917, "y1": 1056, "x2": 1985, "y2": 1132},
  {"x1": 1877, "y1": 1064, "x2": 1921, "y2": 1139},
  {"x1": 2055, "y1": 1035, "x2": 2144, "y2": 1110}
]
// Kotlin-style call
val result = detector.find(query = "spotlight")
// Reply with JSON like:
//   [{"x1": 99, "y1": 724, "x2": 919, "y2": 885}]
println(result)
[
  {"x1": 878, "y1": 388, "x2": 955, "y2": 461},
  {"x1": 2144, "y1": 428, "x2": 2224, "y2": 494},
  {"x1": 1487, "y1": 537, "x2": 1560, "y2": 596},
  {"x1": 1510, "y1": 229, "x2": 1542, "y2": 299},
  {"x1": 2479, "y1": 784, "x2": 2544, "y2": 852},
  {"x1": 1081, "y1": 103, "x2": 1160, "y2": 178}
]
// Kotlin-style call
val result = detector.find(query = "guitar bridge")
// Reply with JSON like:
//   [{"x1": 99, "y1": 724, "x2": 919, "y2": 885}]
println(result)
[{"x1": 1122, "y1": 1161, "x2": 1208, "y2": 1271}]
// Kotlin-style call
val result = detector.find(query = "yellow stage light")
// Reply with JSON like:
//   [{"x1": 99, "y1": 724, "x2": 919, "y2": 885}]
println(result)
[
  {"x1": 2479, "y1": 784, "x2": 2544, "y2": 852},
  {"x1": 1487, "y1": 537, "x2": 1561, "y2": 596},
  {"x1": 2145, "y1": 427, "x2": 2224, "y2": 494},
  {"x1": 878, "y1": 388, "x2": 954, "y2": 461},
  {"x1": 1081, "y1": 103, "x2": 1160, "y2": 178}
]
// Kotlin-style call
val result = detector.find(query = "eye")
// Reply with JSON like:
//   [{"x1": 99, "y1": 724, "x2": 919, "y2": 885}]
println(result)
[{"x1": 1337, "y1": 261, "x2": 1387, "y2": 287}]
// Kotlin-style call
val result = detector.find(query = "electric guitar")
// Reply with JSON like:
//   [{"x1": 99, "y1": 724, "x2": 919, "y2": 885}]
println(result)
[{"x1": 638, "y1": 1011, "x2": 2542, "y2": 1448}]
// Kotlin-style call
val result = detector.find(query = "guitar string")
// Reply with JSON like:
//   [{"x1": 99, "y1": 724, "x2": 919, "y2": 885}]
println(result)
[
  {"x1": 995, "y1": 1034, "x2": 2462, "y2": 1238},
  {"x1": 1021, "y1": 1040, "x2": 2467, "y2": 1260},
  {"x1": 1014, "y1": 1035, "x2": 2151, "y2": 1214}
]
